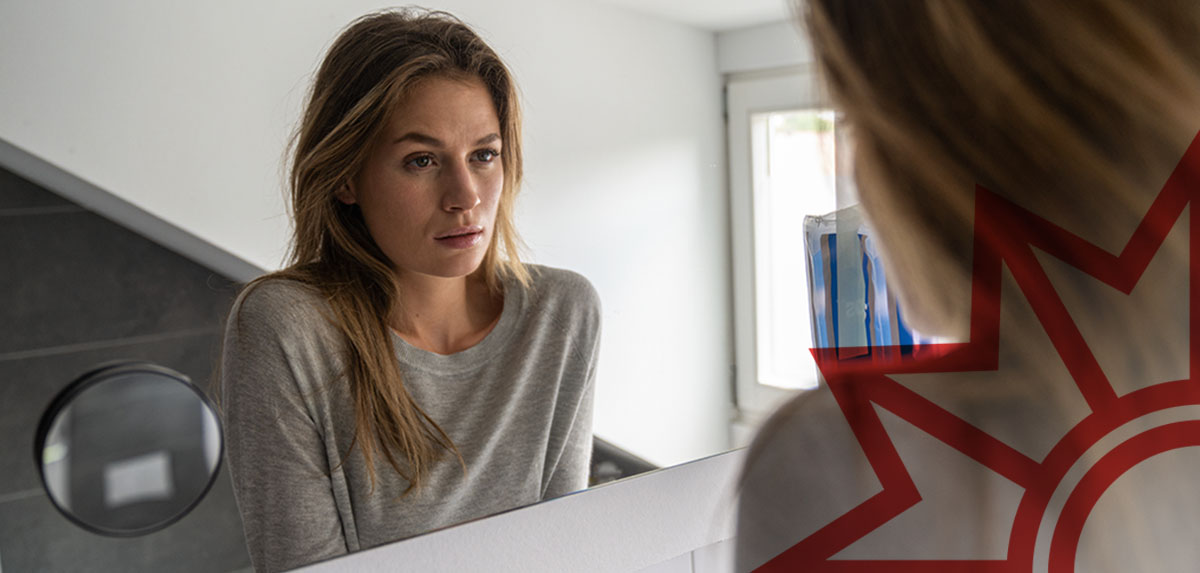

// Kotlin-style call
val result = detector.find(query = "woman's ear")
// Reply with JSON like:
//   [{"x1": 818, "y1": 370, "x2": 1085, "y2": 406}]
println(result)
[{"x1": 335, "y1": 182, "x2": 357, "y2": 205}]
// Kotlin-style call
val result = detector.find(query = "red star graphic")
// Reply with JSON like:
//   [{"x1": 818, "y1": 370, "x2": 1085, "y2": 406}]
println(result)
[{"x1": 757, "y1": 132, "x2": 1200, "y2": 572}]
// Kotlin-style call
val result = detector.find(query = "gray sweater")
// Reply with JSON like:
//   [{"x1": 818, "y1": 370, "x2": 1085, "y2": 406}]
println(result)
[{"x1": 219, "y1": 265, "x2": 600, "y2": 572}]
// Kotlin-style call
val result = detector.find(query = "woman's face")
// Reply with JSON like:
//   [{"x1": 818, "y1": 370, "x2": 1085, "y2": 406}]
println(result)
[{"x1": 340, "y1": 75, "x2": 503, "y2": 281}]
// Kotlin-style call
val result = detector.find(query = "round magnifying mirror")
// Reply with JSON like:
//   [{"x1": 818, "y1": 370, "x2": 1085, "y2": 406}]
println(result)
[{"x1": 33, "y1": 361, "x2": 223, "y2": 537}]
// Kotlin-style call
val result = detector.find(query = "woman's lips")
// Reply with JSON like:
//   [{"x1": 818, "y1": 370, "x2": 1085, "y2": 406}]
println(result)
[{"x1": 434, "y1": 226, "x2": 484, "y2": 249}]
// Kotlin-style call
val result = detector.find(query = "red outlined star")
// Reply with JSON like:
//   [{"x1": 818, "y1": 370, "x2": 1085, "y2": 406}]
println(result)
[{"x1": 757, "y1": 132, "x2": 1200, "y2": 572}]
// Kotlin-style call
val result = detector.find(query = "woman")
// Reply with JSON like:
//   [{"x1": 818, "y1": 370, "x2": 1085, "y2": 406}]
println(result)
[
  {"x1": 738, "y1": 1, "x2": 1200, "y2": 571},
  {"x1": 218, "y1": 9, "x2": 600, "y2": 572}
]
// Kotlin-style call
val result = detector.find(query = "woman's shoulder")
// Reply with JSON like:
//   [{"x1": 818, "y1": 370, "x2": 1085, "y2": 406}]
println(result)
[
  {"x1": 507, "y1": 265, "x2": 601, "y2": 361},
  {"x1": 739, "y1": 381, "x2": 1028, "y2": 495},
  {"x1": 227, "y1": 274, "x2": 333, "y2": 339},
  {"x1": 736, "y1": 387, "x2": 877, "y2": 570},
  {"x1": 736, "y1": 380, "x2": 1043, "y2": 570},
  {"x1": 522, "y1": 263, "x2": 601, "y2": 313},
  {"x1": 741, "y1": 388, "x2": 850, "y2": 485}
]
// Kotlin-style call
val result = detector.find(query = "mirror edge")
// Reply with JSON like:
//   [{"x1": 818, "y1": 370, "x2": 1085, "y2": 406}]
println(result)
[{"x1": 32, "y1": 360, "x2": 226, "y2": 538}]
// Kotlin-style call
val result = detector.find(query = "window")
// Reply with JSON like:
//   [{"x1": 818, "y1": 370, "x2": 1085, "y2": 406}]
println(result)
[
  {"x1": 728, "y1": 70, "x2": 852, "y2": 426},
  {"x1": 728, "y1": 72, "x2": 937, "y2": 437},
  {"x1": 754, "y1": 109, "x2": 840, "y2": 391}
]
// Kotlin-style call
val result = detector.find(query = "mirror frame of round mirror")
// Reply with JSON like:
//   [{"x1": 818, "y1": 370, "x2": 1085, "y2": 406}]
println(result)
[{"x1": 33, "y1": 360, "x2": 224, "y2": 537}]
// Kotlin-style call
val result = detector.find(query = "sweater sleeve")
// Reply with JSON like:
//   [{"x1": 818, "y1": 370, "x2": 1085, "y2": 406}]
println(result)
[
  {"x1": 219, "y1": 282, "x2": 348, "y2": 573},
  {"x1": 542, "y1": 360, "x2": 597, "y2": 499},
  {"x1": 542, "y1": 274, "x2": 602, "y2": 500}
]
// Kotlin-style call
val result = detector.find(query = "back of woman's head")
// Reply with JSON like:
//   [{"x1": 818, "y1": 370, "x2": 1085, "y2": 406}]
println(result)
[
  {"x1": 290, "y1": 8, "x2": 526, "y2": 293},
  {"x1": 800, "y1": 0, "x2": 1200, "y2": 335}
]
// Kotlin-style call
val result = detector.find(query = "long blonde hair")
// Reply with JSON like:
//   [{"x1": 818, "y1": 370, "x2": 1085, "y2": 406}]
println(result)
[{"x1": 255, "y1": 9, "x2": 529, "y2": 494}]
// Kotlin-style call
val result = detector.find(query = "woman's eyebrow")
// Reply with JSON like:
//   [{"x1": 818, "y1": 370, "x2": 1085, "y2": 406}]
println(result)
[
  {"x1": 392, "y1": 132, "x2": 442, "y2": 146},
  {"x1": 392, "y1": 132, "x2": 501, "y2": 146}
]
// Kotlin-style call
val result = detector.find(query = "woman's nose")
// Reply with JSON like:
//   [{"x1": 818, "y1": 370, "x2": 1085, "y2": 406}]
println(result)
[{"x1": 441, "y1": 162, "x2": 481, "y2": 212}]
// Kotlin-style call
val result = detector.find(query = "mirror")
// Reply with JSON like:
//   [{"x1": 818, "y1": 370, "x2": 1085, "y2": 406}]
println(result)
[
  {"x1": 34, "y1": 361, "x2": 223, "y2": 537},
  {"x1": 0, "y1": 2, "x2": 801, "y2": 568}
]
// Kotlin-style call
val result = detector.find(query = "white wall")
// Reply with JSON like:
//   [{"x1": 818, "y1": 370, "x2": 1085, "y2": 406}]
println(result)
[
  {"x1": 0, "y1": 0, "x2": 731, "y2": 467},
  {"x1": 716, "y1": 19, "x2": 812, "y2": 75}
]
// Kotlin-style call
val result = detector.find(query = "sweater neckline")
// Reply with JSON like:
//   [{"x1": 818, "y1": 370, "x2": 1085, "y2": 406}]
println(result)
[{"x1": 389, "y1": 275, "x2": 524, "y2": 375}]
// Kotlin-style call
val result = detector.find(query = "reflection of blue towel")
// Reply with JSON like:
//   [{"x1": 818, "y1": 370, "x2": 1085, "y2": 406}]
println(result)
[{"x1": 804, "y1": 208, "x2": 931, "y2": 360}]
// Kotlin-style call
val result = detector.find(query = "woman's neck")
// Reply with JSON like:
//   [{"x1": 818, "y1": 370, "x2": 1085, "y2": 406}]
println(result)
[{"x1": 389, "y1": 271, "x2": 504, "y2": 355}]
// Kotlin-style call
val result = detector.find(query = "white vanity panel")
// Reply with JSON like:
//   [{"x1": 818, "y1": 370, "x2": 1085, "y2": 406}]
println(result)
[{"x1": 298, "y1": 449, "x2": 744, "y2": 573}]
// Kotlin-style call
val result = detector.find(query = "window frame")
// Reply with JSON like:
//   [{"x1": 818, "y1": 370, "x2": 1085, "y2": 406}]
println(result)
[{"x1": 727, "y1": 67, "x2": 835, "y2": 427}]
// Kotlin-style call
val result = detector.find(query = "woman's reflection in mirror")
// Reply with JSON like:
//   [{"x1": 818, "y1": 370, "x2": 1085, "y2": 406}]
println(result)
[{"x1": 216, "y1": 9, "x2": 601, "y2": 572}]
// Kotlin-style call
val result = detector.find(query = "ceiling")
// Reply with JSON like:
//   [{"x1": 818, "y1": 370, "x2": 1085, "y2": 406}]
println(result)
[{"x1": 589, "y1": 0, "x2": 792, "y2": 32}]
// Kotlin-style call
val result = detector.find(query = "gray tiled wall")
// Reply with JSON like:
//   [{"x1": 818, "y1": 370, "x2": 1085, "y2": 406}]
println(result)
[{"x1": 0, "y1": 166, "x2": 251, "y2": 572}]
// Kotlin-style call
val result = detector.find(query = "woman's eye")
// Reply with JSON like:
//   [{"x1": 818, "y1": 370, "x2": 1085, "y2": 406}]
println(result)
[
  {"x1": 406, "y1": 155, "x2": 435, "y2": 169},
  {"x1": 473, "y1": 149, "x2": 500, "y2": 163}
]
